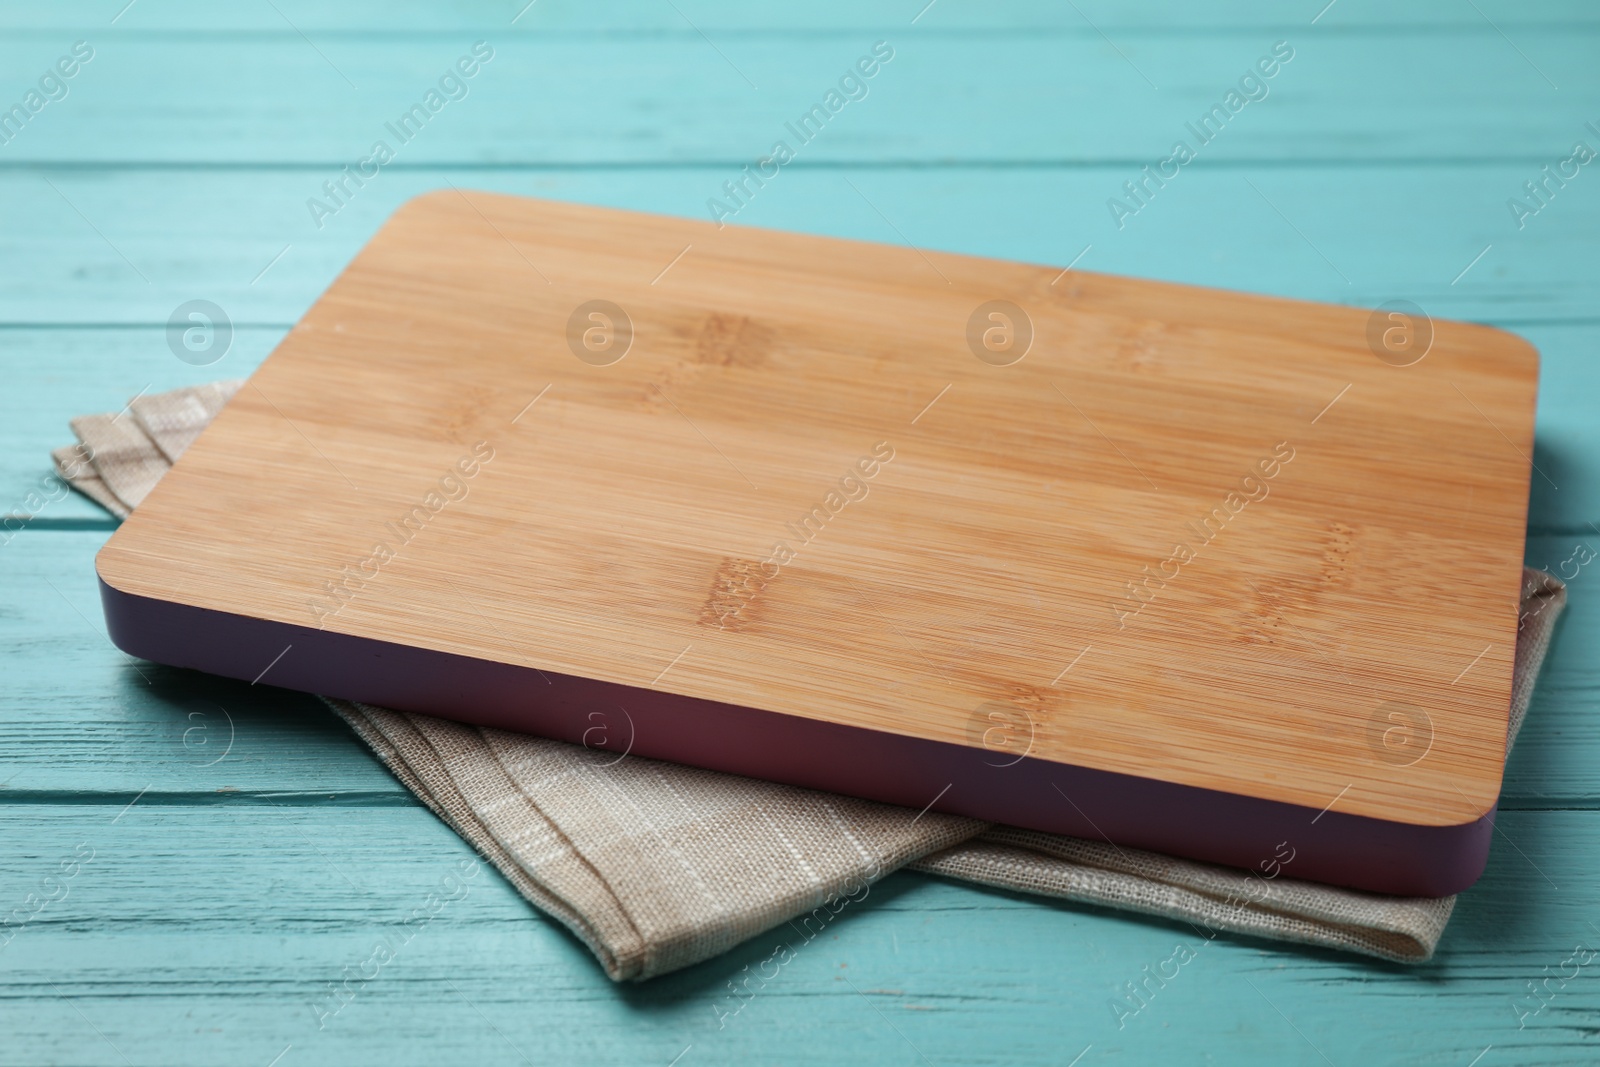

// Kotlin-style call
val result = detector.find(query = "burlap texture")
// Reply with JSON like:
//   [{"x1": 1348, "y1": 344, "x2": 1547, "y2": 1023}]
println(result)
[
  {"x1": 51, "y1": 444, "x2": 127, "y2": 519},
  {"x1": 67, "y1": 380, "x2": 241, "y2": 511},
  {"x1": 57, "y1": 384, "x2": 1568, "y2": 979}
]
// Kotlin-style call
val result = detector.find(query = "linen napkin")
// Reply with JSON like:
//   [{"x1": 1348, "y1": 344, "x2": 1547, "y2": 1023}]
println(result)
[{"x1": 55, "y1": 384, "x2": 1567, "y2": 980}]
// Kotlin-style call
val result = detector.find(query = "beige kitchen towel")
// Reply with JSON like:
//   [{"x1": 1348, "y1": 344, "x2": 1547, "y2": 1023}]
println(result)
[
  {"x1": 67, "y1": 380, "x2": 241, "y2": 511},
  {"x1": 331, "y1": 702, "x2": 976, "y2": 980},
  {"x1": 57, "y1": 385, "x2": 1569, "y2": 980},
  {"x1": 67, "y1": 412, "x2": 169, "y2": 512},
  {"x1": 52, "y1": 444, "x2": 126, "y2": 519}
]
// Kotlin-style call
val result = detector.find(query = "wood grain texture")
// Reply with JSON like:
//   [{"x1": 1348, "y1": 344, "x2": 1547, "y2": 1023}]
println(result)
[
  {"x1": 97, "y1": 192, "x2": 1537, "y2": 826},
  {"x1": 5, "y1": 1, "x2": 1599, "y2": 1062}
]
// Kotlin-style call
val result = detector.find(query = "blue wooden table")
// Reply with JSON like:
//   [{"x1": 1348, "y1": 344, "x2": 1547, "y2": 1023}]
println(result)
[{"x1": 3, "y1": 2, "x2": 1597, "y2": 1063}]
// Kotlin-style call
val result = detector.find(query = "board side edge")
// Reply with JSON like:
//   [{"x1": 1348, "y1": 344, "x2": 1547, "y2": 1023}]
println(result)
[{"x1": 96, "y1": 573, "x2": 1494, "y2": 898}]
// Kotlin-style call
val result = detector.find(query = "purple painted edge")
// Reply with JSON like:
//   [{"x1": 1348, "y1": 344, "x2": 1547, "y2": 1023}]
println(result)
[{"x1": 98, "y1": 573, "x2": 1494, "y2": 897}]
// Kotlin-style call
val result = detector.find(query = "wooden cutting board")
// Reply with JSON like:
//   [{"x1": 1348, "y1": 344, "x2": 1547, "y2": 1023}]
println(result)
[{"x1": 96, "y1": 191, "x2": 1538, "y2": 896}]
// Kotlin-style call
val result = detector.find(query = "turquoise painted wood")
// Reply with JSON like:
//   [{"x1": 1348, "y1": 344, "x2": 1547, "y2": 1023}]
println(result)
[
  {"x1": 1, "y1": 2, "x2": 1596, "y2": 1064},
  {"x1": 0, "y1": 33, "x2": 1596, "y2": 164}
]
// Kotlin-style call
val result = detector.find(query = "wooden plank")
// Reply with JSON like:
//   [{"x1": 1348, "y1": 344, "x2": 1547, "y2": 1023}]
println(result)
[
  {"x1": 0, "y1": 32, "x2": 1593, "y2": 165},
  {"x1": 3, "y1": 167, "x2": 1597, "y2": 327},
  {"x1": 7, "y1": 0, "x2": 1599, "y2": 32},
  {"x1": 0, "y1": 530, "x2": 1591, "y2": 805},
  {"x1": 0, "y1": 528, "x2": 400, "y2": 797},
  {"x1": 0, "y1": 802, "x2": 1595, "y2": 1064}
]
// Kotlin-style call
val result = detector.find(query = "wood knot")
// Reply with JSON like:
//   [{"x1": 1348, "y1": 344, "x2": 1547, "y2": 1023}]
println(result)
[
  {"x1": 698, "y1": 557, "x2": 776, "y2": 631},
  {"x1": 696, "y1": 313, "x2": 773, "y2": 367}
]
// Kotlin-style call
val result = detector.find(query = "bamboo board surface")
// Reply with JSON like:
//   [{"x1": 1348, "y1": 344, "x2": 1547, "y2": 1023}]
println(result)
[{"x1": 96, "y1": 192, "x2": 1537, "y2": 828}]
